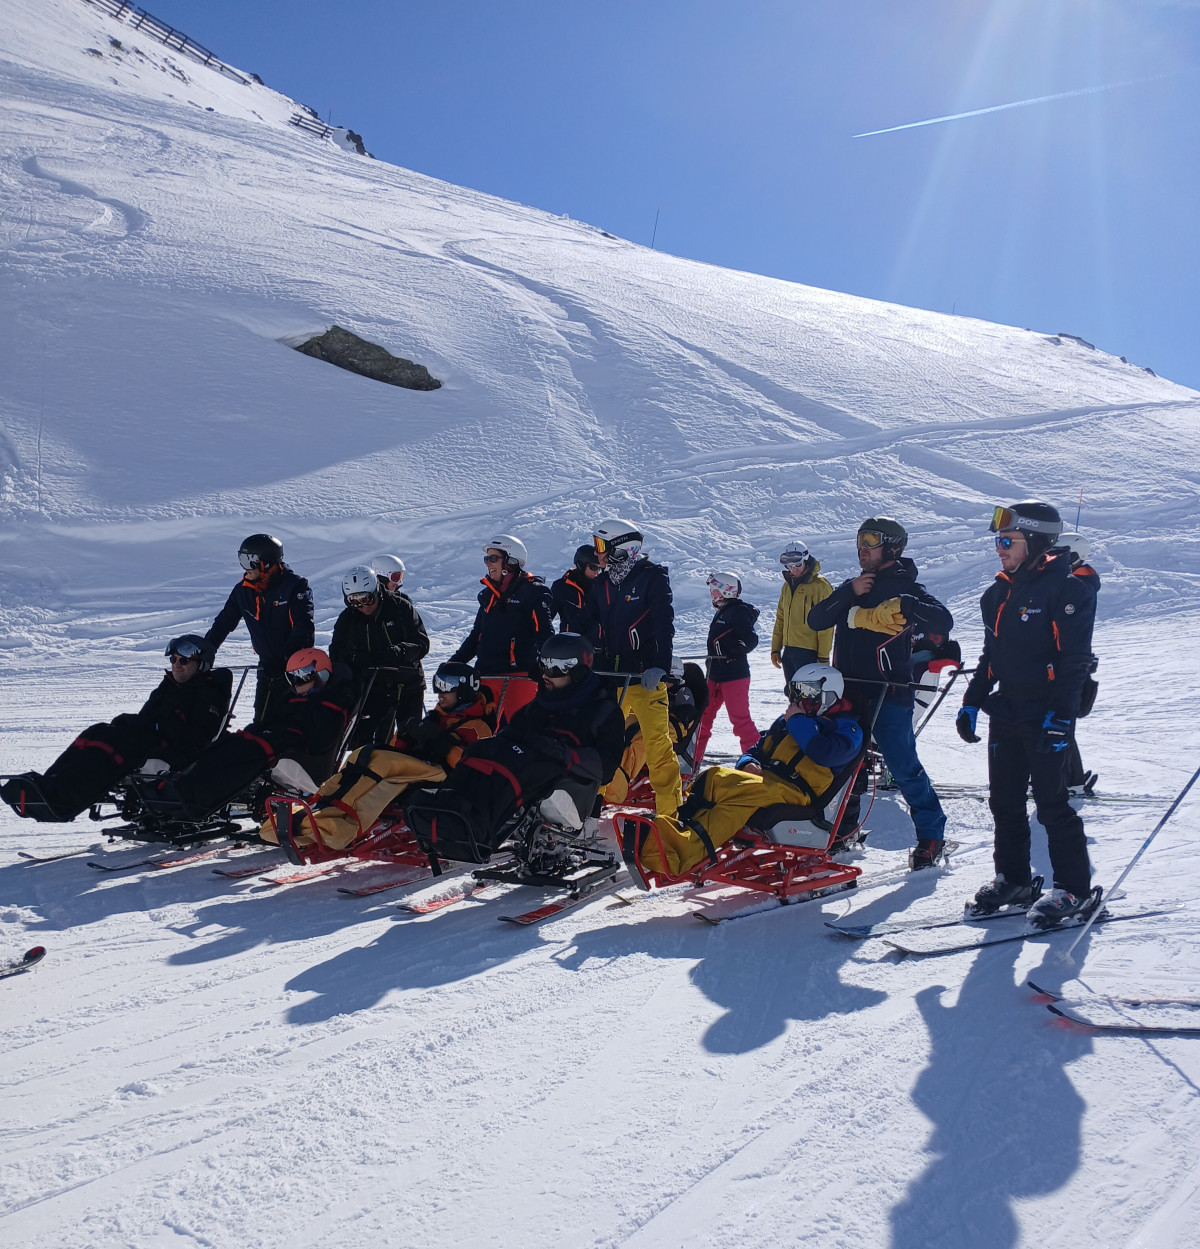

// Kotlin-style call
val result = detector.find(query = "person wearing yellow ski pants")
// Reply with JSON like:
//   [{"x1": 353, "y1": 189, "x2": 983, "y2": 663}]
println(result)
[{"x1": 613, "y1": 680, "x2": 682, "y2": 819}]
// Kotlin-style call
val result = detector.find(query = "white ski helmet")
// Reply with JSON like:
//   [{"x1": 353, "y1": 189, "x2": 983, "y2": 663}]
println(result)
[
  {"x1": 593, "y1": 518, "x2": 643, "y2": 563},
  {"x1": 483, "y1": 534, "x2": 528, "y2": 569},
  {"x1": 779, "y1": 541, "x2": 810, "y2": 568},
  {"x1": 373, "y1": 554, "x2": 406, "y2": 577},
  {"x1": 1057, "y1": 532, "x2": 1090, "y2": 564},
  {"x1": 342, "y1": 564, "x2": 379, "y2": 602},
  {"x1": 787, "y1": 662, "x2": 844, "y2": 713},
  {"x1": 706, "y1": 572, "x2": 742, "y2": 601}
]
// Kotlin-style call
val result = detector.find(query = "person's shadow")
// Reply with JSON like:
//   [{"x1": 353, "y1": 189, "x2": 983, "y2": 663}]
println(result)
[{"x1": 889, "y1": 936, "x2": 1095, "y2": 1248}]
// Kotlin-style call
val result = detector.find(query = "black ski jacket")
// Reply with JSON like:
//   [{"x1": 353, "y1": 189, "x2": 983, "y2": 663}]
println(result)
[
  {"x1": 706, "y1": 599, "x2": 760, "y2": 682},
  {"x1": 451, "y1": 573, "x2": 554, "y2": 676},
  {"x1": 247, "y1": 662, "x2": 357, "y2": 759},
  {"x1": 330, "y1": 591, "x2": 430, "y2": 696},
  {"x1": 205, "y1": 565, "x2": 315, "y2": 675},
  {"x1": 550, "y1": 568, "x2": 595, "y2": 635},
  {"x1": 807, "y1": 557, "x2": 953, "y2": 708},
  {"x1": 135, "y1": 668, "x2": 234, "y2": 767},
  {"x1": 962, "y1": 550, "x2": 1097, "y2": 723},
  {"x1": 501, "y1": 671, "x2": 626, "y2": 786},
  {"x1": 588, "y1": 558, "x2": 674, "y2": 676}
]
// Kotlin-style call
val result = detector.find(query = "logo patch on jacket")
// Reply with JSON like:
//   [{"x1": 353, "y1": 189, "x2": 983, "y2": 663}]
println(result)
[{"x1": 1019, "y1": 605, "x2": 1041, "y2": 622}]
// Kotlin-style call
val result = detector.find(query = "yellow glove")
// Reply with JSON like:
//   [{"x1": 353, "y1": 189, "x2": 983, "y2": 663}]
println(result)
[{"x1": 847, "y1": 598, "x2": 906, "y2": 636}]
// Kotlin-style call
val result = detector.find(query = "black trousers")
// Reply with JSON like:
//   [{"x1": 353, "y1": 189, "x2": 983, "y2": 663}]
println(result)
[
  {"x1": 987, "y1": 717, "x2": 1090, "y2": 896},
  {"x1": 253, "y1": 670, "x2": 290, "y2": 725},
  {"x1": 346, "y1": 684, "x2": 424, "y2": 753}
]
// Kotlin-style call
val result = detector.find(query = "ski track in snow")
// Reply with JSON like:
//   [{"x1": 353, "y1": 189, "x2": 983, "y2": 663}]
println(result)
[{"x1": 2, "y1": 2, "x2": 1200, "y2": 1247}]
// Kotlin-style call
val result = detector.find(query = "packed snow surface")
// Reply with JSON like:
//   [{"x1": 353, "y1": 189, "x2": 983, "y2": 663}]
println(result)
[{"x1": 2, "y1": 2, "x2": 1199, "y2": 1246}]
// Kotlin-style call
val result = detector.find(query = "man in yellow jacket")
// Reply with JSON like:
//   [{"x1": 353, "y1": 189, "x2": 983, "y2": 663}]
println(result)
[{"x1": 770, "y1": 541, "x2": 834, "y2": 680}]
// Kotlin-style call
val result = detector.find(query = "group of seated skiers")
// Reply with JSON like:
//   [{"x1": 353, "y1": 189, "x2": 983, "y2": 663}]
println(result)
[{"x1": 0, "y1": 517, "x2": 947, "y2": 888}]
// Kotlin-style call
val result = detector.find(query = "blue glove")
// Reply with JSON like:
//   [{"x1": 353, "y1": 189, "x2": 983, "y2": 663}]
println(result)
[
  {"x1": 641, "y1": 666, "x2": 666, "y2": 690},
  {"x1": 1037, "y1": 711, "x2": 1073, "y2": 754},
  {"x1": 955, "y1": 705, "x2": 980, "y2": 744}
]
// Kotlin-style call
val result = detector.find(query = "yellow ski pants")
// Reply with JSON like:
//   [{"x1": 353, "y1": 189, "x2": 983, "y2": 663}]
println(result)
[{"x1": 611, "y1": 680, "x2": 682, "y2": 819}]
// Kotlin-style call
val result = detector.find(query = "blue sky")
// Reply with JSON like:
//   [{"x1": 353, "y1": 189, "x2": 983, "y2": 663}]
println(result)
[{"x1": 148, "y1": 0, "x2": 1198, "y2": 389}]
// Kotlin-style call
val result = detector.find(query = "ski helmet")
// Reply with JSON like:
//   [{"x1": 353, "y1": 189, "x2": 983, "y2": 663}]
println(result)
[
  {"x1": 238, "y1": 533, "x2": 284, "y2": 571},
  {"x1": 786, "y1": 662, "x2": 844, "y2": 714},
  {"x1": 706, "y1": 572, "x2": 742, "y2": 601},
  {"x1": 779, "y1": 541, "x2": 810, "y2": 568},
  {"x1": 342, "y1": 564, "x2": 379, "y2": 606},
  {"x1": 1058, "y1": 532, "x2": 1090, "y2": 564},
  {"x1": 164, "y1": 634, "x2": 215, "y2": 675},
  {"x1": 483, "y1": 534, "x2": 528, "y2": 570},
  {"x1": 431, "y1": 661, "x2": 481, "y2": 707},
  {"x1": 592, "y1": 519, "x2": 643, "y2": 564},
  {"x1": 373, "y1": 553, "x2": 406, "y2": 578},
  {"x1": 856, "y1": 518, "x2": 907, "y2": 558},
  {"x1": 573, "y1": 544, "x2": 599, "y2": 571},
  {"x1": 539, "y1": 633, "x2": 595, "y2": 685},
  {"x1": 990, "y1": 501, "x2": 1063, "y2": 557},
  {"x1": 285, "y1": 648, "x2": 333, "y2": 687}
]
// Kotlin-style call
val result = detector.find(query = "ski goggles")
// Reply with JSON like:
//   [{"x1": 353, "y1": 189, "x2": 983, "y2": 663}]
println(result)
[
  {"x1": 592, "y1": 532, "x2": 638, "y2": 556},
  {"x1": 432, "y1": 670, "x2": 475, "y2": 694},
  {"x1": 165, "y1": 639, "x2": 204, "y2": 663},
  {"x1": 540, "y1": 655, "x2": 583, "y2": 678},
  {"x1": 286, "y1": 661, "x2": 321, "y2": 685},
  {"x1": 779, "y1": 548, "x2": 809, "y2": 566},
  {"x1": 989, "y1": 505, "x2": 1059, "y2": 535},
  {"x1": 346, "y1": 591, "x2": 377, "y2": 607},
  {"x1": 856, "y1": 530, "x2": 889, "y2": 550}
]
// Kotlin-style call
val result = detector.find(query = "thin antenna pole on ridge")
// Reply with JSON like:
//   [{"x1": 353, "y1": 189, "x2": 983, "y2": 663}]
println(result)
[
  {"x1": 1075, "y1": 487, "x2": 1083, "y2": 530},
  {"x1": 650, "y1": 207, "x2": 660, "y2": 250}
]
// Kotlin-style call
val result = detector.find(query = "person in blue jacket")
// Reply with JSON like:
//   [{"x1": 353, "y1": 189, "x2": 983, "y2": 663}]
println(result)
[
  {"x1": 807, "y1": 516, "x2": 952, "y2": 867},
  {"x1": 205, "y1": 533, "x2": 314, "y2": 725},
  {"x1": 958, "y1": 502, "x2": 1098, "y2": 930}
]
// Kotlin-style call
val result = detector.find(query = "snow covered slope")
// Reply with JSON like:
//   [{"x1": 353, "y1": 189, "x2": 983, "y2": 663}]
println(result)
[{"x1": 3, "y1": 4, "x2": 1200, "y2": 1248}]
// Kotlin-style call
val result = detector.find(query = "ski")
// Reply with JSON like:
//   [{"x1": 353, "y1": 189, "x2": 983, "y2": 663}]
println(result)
[
  {"x1": 882, "y1": 904, "x2": 1182, "y2": 957},
  {"x1": 694, "y1": 878, "x2": 860, "y2": 925},
  {"x1": 934, "y1": 782, "x2": 1160, "y2": 806},
  {"x1": 401, "y1": 878, "x2": 500, "y2": 914},
  {"x1": 0, "y1": 946, "x2": 47, "y2": 979},
  {"x1": 498, "y1": 878, "x2": 621, "y2": 926},
  {"x1": 18, "y1": 846, "x2": 94, "y2": 864},
  {"x1": 213, "y1": 852, "x2": 282, "y2": 878},
  {"x1": 148, "y1": 842, "x2": 250, "y2": 870},
  {"x1": 1028, "y1": 980, "x2": 1200, "y2": 1009},
  {"x1": 337, "y1": 868, "x2": 428, "y2": 897},
  {"x1": 88, "y1": 853, "x2": 173, "y2": 872},
  {"x1": 1030, "y1": 979, "x2": 1200, "y2": 1031},
  {"x1": 258, "y1": 859, "x2": 352, "y2": 886}
]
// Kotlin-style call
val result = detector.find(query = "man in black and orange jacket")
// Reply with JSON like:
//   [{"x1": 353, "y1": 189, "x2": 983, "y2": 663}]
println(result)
[{"x1": 205, "y1": 533, "x2": 314, "y2": 724}]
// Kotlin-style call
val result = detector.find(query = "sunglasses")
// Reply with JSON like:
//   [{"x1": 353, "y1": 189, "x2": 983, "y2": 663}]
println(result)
[
  {"x1": 585, "y1": 562, "x2": 602, "y2": 572},
  {"x1": 168, "y1": 652, "x2": 198, "y2": 666},
  {"x1": 347, "y1": 592, "x2": 377, "y2": 607},
  {"x1": 484, "y1": 553, "x2": 506, "y2": 565},
  {"x1": 856, "y1": 531, "x2": 888, "y2": 550},
  {"x1": 994, "y1": 534, "x2": 1024, "y2": 550}
]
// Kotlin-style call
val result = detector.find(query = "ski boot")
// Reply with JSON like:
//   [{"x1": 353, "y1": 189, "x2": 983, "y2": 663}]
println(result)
[
  {"x1": 1025, "y1": 885, "x2": 1104, "y2": 932},
  {"x1": 909, "y1": 838, "x2": 948, "y2": 870},
  {"x1": 831, "y1": 826, "x2": 868, "y2": 856},
  {"x1": 966, "y1": 873, "x2": 1043, "y2": 918}
]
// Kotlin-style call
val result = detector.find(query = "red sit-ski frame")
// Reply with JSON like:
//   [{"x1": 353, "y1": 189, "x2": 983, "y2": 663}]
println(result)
[{"x1": 266, "y1": 795, "x2": 435, "y2": 868}]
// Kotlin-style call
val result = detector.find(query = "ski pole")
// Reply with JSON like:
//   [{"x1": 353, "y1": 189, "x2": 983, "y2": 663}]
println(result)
[
  {"x1": 913, "y1": 666, "x2": 963, "y2": 738},
  {"x1": 217, "y1": 669, "x2": 250, "y2": 738},
  {"x1": 1059, "y1": 759, "x2": 1200, "y2": 964}
]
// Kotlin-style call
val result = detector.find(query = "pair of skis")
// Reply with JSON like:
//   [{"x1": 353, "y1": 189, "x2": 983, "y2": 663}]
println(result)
[
  {"x1": 398, "y1": 864, "x2": 623, "y2": 926},
  {"x1": 1029, "y1": 982, "x2": 1200, "y2": 1035}
]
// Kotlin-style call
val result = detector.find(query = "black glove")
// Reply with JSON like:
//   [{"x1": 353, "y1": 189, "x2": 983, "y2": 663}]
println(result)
[
  {"x1": 1037, "y1": 711, "x2": 1073, "y2": 754},
  {"x1": 523, "y1": 734, "x2": 572, "y2": 766},
  {"x1": 956, "y1": 706, "x2": 981, "y2": 744}
]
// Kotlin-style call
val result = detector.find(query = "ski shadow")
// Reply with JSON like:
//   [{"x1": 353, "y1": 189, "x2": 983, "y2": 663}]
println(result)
[
  {"x1": 559, "y1": 895, "x2": 892, "y2": 1055},
  {"x1": 279, "y1": 894, "x2": 548, "y2": 1024},
  {"x1": 888, "y1": 935, "x2": 1096, "y2": 1249}
]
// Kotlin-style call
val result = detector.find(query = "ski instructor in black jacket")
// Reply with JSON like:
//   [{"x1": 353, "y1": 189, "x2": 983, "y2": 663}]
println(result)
[
  {"x1": 957, "y1": 501, "x2": 1097, "y2": 931},
  {"x1": 807, "y1": 516, "x2": 953, "y2": 867},
  {"x1": 205, "y1": 534, "x2": 315, "y2": 726}
]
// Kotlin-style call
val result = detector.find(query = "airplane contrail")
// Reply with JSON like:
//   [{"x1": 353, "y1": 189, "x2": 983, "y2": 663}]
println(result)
[{"x1": 853, "y1": 75, "x2": 1166, "y2": 138}]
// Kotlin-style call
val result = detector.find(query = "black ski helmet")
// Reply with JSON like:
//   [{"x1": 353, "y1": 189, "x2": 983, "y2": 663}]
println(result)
[
  {"x1": 573, "y1": 544, "x2": 598, "y2": 571},
  {"x1": 431, "y1": 661, "x2": 482, "y2": 708},
  {"x1": 857, "y1": 517, "x2": 908, "y2": 559},
  {"x1": 990, "y1": 501, "x2": 1063, "y2": 557},
  {"x1": 539, "y1": 632, "x2": 595, "y2": 685},
  {"x1": 165, "y1": 634, "x2": 216, "y2": 674},
  {"x1": 238, "y1": 533, "x2": 284, "y2": 569}
]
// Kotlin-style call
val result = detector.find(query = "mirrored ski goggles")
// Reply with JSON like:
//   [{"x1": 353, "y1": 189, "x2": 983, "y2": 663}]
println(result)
[
  {"x1": 779, "y1": 550, "x2": 808, "y2": 566},
  {"x1": 989, "y1": 505, "x2": 1058, "y2": 535},
  {"x1": 790, "y1": 680, "x2": 826, "y2": 702},
  {"x1": 856, "y1": 531, "x2": 888, "y2": 550},
  {"x1": 238, "y1": 552, "x2": 264, "y2": 571},
  {"x1": 346, "y1": 591, "x2": 377, "y2": 607},
  {"x1": 592, "y1": 532, "x2": 637, "y2": 556},
  {"x1": 165, "y1": 640, "x2": 203, "y2": 663},
  {"x1": 432, "y1": 671, "x2": 474, "y2": 693},
  {"x1": 286, "y1": 662, "x2": 321, "y2": 685},
  {"x1": 540, "y1": 656, "x2": 582, "y2": 678}
]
